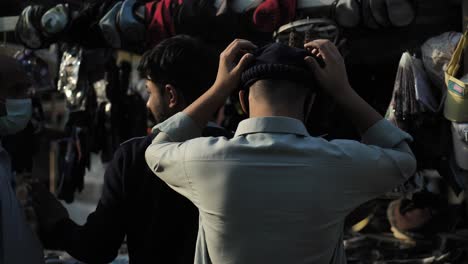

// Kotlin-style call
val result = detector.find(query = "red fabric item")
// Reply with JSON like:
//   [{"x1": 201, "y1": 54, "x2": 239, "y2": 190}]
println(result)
[
  {"x1": 252, "y1": 0, "x2": 296, "y2": 32},
  {"x1": 145, "y1": 0, "x2": 177, "y2": 47},
  {"x1": 162, "y1": 0, "x2": 176, "y2": 35},
  {"x1": 253, "y1": 0, "x2": 280, "y2": 32}
]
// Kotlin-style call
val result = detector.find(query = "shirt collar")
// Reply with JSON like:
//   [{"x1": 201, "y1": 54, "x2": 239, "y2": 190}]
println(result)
[{"x1": 234, "y1": 116, "x2": 310, "y2": 137}]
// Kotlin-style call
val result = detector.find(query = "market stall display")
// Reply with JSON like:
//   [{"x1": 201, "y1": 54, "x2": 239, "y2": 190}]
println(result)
[{"x1": 1, "y1": 0, "x2": 467, "y2": 263}]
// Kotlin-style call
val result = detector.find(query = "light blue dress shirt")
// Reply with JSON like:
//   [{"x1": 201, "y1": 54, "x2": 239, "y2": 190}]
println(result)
[{"x1": 145, "y1": 112, "x2": 416, "y2": 264}]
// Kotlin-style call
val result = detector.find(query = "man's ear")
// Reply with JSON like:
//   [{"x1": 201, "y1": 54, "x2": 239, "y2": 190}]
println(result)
[
  {"x1": 239, "y1": 90, "x2": 249, "y2": 115},
  {"x1": 165, "y1": 84, "x2": 181, "y2": 109},
  {"x1": 304, "y1": 92, "x2": 316, "y2": 122}
]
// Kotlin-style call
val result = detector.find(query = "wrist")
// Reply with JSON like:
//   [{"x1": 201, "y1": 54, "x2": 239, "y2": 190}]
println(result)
[
  {"x1": 329, "y1": 83, "x2": 355, "y2": 103},
  {"x1": 183, "y1": 83, "x2": 231, "y2": 129},
  {"x1": 210, "y1": 82, "x2": 234, "y2": 101}
]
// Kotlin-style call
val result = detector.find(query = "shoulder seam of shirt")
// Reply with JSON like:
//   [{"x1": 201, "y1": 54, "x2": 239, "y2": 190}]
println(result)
[{"x1": 183, "y1": 141, "x2": 198, "y2": 205}]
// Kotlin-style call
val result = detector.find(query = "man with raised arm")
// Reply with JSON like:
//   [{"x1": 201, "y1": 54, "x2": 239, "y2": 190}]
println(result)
[{"x1": 145, "y1": 39, "x2": 416, "y2": 264}]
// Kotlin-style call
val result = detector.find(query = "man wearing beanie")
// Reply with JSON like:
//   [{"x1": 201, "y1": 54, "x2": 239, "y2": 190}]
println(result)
[{"x1": 146, "y1": 39, "x2": 416, "y2": 263}]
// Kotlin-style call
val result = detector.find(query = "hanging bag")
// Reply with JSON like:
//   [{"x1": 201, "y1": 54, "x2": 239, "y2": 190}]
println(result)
[{"x1": 444, "y1": 29, "x2": 468, "y2": 122}]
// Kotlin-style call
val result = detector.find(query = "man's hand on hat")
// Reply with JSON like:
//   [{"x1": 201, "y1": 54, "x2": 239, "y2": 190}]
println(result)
[
  {"x1": 183, "y1": 39, "x2": 256, "y2": 129},
  {"x1": 304, "y1": 39, "x2": 351, "y2": 98},
  {"x1": 213, "y1": 39, "x2": 257, "y2": 96},
  {"x1": 304, "y1": 39, "x2": 383, "y2": 134}
]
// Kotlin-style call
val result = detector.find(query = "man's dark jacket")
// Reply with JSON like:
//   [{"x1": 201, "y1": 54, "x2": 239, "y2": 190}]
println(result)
[{"x1": 50, "y1": 126, "x2": 232, "y2": 263}]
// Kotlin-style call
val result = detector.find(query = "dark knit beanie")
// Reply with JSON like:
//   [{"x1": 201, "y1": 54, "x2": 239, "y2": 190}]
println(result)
[{"x1": 240, "y1": 42, "x2": 316, "y2": 90}]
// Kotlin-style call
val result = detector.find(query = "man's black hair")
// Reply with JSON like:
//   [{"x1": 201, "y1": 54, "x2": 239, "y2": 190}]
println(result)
[{"x1": 138, "y1": 35, "x2": 218, "y2": 104}]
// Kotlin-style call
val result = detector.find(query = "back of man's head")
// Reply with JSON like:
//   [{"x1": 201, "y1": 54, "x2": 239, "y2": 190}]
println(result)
[
  {"x1": 138, "y1": 35, "x2": 218, "y2": 104},
  {"x1": 240, "y1": 43, "x2": 317, "y2": 117},
  {"x1": 249, "y1": 79, "x2": 310, "y2": 106}
]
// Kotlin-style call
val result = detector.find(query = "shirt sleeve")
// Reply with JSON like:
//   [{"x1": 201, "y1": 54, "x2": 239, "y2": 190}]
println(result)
[
  {"x1": 145, "y1": 112, "x2": 202, "y2": 201},
  {"x1": 330, "y1": 119, "x2": 417, "y2": 210}
]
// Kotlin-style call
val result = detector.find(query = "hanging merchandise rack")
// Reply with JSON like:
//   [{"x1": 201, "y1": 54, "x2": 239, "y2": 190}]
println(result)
[
  {"x1": 0, "y1": 16, "x2": 20, "y2": 56},
  {"x1": 0, "y1": 16, "x2": 18, "y2": 32}
]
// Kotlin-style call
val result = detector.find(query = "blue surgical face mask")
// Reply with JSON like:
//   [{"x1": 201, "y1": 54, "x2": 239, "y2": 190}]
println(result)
[{"x1": 0, "y1": 99, "x2": 32, "y2": 136}]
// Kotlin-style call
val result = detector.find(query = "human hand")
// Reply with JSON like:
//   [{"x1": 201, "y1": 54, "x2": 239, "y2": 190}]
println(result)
[
  {"x1": 212, "y1": 39, "x2": 256, "y2": 96},
  {"x1": 30, "y1": 182, "x2": 69, "y2": 233},
  {"x1": 303, "y1": 39, "x2": 351, "y2": 98},
  {"x1": 182, "y1": 39, "x2": 256, "y2": 129}
]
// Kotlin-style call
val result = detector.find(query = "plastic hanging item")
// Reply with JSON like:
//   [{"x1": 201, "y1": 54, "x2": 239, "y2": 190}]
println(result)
[
  {"x1": 117, "y1": 0, "x2": 146, "y2": 45},
  {"x1": 57, "y1": 46, "x2": 85, "y2": 111},
  {"x1": 361, "y1": 0, "x2": 379, "y2": 29},
  {"x1": 335, "y1": 0, "x2": 360, "y2": 28},
  {"x1": 369, "y1": 0, "x2": 391, "y2": 28},
  {"x1": 451, "y1": 122, "x2": 468, "y2": 170},
  {"x1": 99, "y1": 1, "x2": 123, "y2": 49},
  {"x1": 274, "y1": 18, "x2": 340, "y2": 46},
  {"x1": 444, "y1": 29, "x2": 468, "y2": 122},
  {"x1": 41, "y1": 3, "x2": 70, "y2": 36},
  {"x1": 411, "y1": 56, "x2": 439, "y2": 112},
  {"x1": 14, "y1": 49, "x2": 54, "y2": 92},
  {"x1": 421, "y1": 31, "x2": 462, "y2": 93},
  {"x1": 385, "y1": 52, "x2": 425, "y2": 130},
  {"x1": 15, "y1": 5, "x2": 47, "y2": 49},
  {"x1": 385, "y1": 0, "x2": 415, "y2": 27}
]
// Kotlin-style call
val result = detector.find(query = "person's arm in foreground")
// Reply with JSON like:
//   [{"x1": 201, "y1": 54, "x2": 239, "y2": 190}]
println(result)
[
  {"x1": 145, "y1": 39, "x2": 255, "y2": 194},
  {"x1": 32, "y1": 148, "x2": 128, "y2": 263},
  {"x1": 304, "y1": 40, "x2": 417, "y2": 206}
]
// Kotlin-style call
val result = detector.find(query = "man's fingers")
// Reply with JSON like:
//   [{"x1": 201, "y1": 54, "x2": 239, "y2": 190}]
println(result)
[
  {"x1": 306, "y1": 45, "x2": 328, "y2": 61},
  {"x1": 230, "y1": 41, "x2": 257, "y2": 59},
  {"x1": 225, "y1": 38, "x2": 246, "y2": 50},
  {"x1": 234, "y1": 53, "x2": 254, "y2": 74},
  {"x1": 304, "y1": 39, "x2": 329, "y2": 50},
  {"x1": 231, "y1": 39, "x2": 257, "y2": 51},
  {"x1": 304, "y1": 39, "x2": 341, "y2": 61},
  {"x1": 224, "y1": 39, "x2": 257, "y2": 61},
  {"x1": 311, "y1": 49, "x2": 324, "y2": 60},
  {"x1": 224, "y1": 39, "x2": 255, "y2": 52}
]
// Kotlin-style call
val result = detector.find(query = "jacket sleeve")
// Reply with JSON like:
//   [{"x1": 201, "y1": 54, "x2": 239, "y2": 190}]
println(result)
[{"x1": 50, "y1": 147, "x2": 128, "y2": 263}]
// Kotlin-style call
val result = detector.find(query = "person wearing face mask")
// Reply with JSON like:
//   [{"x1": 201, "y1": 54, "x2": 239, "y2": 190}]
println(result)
[
  {"x1": 0, "y1": 95, "x2": 32, "y2": 135},
  {"x1": 0, "y1": 54, "x2": 44, "y2": 263}
]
